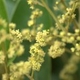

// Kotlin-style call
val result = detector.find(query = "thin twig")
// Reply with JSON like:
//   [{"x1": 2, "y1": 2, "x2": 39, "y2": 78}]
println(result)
[{"x1": 40, "y1": 0, "x2": 65, "y2": 30}]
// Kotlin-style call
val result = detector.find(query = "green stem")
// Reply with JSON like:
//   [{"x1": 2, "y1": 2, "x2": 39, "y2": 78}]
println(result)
[
  {"x1": 37, "y1": 1, "x2": 44, "y2": 7},
  {"x1": 26, "y1": 74, "x2": 34, "y2": 80},
  {"x1": 73, "y1": 19, "x2": 80, "y2": 28},
  {"x1": 26, "y1": 69, "x2": 34, "y2": 80},
  {"x1": 31, "y1": 70, "x2": 34, "y2": 78},
  {"x1": 40, "y1": 0, "x2": 64, "y2": 30}
]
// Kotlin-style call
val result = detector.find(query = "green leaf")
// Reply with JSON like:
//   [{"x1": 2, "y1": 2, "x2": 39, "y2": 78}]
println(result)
[
  {"x1": 3, "y1": 0, "x2": 21, "y2": 22},
  {"x1": 0, "y1": 0, "x2": 8, "y2": 21},
  {"x1": 11, "y1": 0, "x2": 31, "y2": 29}
]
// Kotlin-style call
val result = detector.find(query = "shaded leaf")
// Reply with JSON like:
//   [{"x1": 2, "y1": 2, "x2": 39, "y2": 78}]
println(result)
[
  {"x1": 0, "y1": 0, "x2": 8, "y2": 21},
  {"x1": 4, "y1": 0, "x2": 21, "y2": 22}
]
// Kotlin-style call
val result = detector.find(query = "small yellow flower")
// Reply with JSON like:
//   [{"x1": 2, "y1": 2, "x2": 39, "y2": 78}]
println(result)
[{"x1": 28, "y1": 20, "x2": 34, "y2": 27}]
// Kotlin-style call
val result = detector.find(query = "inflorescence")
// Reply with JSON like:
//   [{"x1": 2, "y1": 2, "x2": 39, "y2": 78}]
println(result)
[{"x1": 0, "y1": 0, "x2": 80, "y2": 80}]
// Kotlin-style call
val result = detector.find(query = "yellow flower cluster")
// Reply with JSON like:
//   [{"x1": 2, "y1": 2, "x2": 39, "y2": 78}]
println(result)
[
  {"x1": 0, "y1": 18, "x2": 26, "y2": 80},
  {"x1": 8, "y1": 23, "x2": 24, "y2": 58},
  {"x1": 55, "y1": 0, "x2": 80, "y2": 30},
  {"x1": 36, "y1": 30, "x2": 52, "y2": 46},
  {"x1": 9, "y1": 61, "x2": 31, "y2": 80},
  {"x1": 60, "y1": 31, "x2": 75, "y2": 43},
  {"x1": 29, "y1": 43, "x2": 45, "y2": 71},
  {"x1": 30, "y1": 9, "x2": 43, "y2": 19},
  {"x1": 8, "y1": 44, "x2": 24, "y2": 58},
  {"x1": 21, "y1": 29, "x2": 36, "y2": 42},
  {"x1": 9, "y1": 24, "x2": 22, "y2": 43},
  {"x1": 27, "y1": 0, "x2": 37, "y2": 9},
  {"x1": 7, "y1": 43, "x2": 45, "y2": 80},
  {"x1": 58, "y1": 7, "x2": 76, "y2": 24},
  {"x1": 48, "y1": 40, "x2": 65, "y2": 58},
  {"x1": 28, "y1": 9, "x2": 43, "y2": 27},
  {"x1": 71, "y1": 43, "x2": 80, "y2": 56}
]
